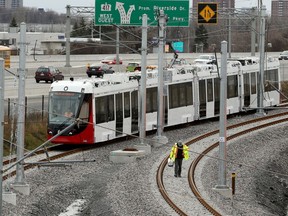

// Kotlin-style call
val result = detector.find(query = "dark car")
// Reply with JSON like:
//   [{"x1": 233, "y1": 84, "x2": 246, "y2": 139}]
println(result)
[
  {"x1": 35, "y1": 66, "x2": 64, "y2": 83},
  {"x1": 86, "y1": 63, "x2": 114, "y2": 77},
  {"x1": 279, "y1": 51, "x2": 288, "y2": 60},
  {"x1": 101, "y1": 56, "x2": 123, "y2": 65}
]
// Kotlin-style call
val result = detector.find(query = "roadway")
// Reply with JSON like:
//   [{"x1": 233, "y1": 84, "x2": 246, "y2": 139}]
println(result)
[{"x1": 5, "y1": 52, "x2": 288, "y2": 99}]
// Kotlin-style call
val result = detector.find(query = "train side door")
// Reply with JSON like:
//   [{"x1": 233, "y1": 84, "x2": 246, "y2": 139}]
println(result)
[
  {"x1": 115, "y1": 93, "x2": 123, "y2": 136},
  {"x1": 131, "y1": 90, "x2": 138, "y2": 133},
  {"x1": 199, "y1": 80, "x2": 207, "y2": 118},
  {"x1": 214, "y1": 77, "x2": 220, "y2": 116}
]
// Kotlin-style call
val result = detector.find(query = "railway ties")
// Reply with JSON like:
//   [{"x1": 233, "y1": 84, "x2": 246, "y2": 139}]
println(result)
[{"x1": 157, "y1": 111, "x2": 288, "y2": 215}]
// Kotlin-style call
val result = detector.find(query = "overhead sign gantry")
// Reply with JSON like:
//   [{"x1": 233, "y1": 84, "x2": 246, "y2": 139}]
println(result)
[{"x1": 95, "y1": 0, "x2": 189, "y2": 26}]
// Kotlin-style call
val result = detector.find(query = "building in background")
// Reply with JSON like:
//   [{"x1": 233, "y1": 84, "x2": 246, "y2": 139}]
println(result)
[
  {"x1": 271, "y1": 0, "x2": 288, "y2": 17},
  {"x1": 0, "y1": 0, "x2": 23, "y2": 9},
  {"x1": 192, "y1": 0, "x2": 235, "y2": 10}
]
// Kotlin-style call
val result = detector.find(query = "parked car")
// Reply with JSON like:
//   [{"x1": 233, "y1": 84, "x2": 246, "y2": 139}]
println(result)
[
  {"x1": 279, "y1": 51, "x2": 288, "y2": 60},
  {"x1": 126, "y1": 62, "x2": 141, "y2": 72},
  {"x1": 35, "y1": 66, "x2": 64, "y2": 83},
  {"x1": 86, "y1": 63, "x2": 114, "y2": 77},
  {"x1": 101, "y1": 56, "x2": 123, "y2": 65},
  {"x1": 194, "y1": 54, "x2": 217, "y2": 64}
]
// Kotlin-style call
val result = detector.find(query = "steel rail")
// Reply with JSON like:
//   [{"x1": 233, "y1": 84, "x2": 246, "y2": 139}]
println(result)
[{"x1": 157, "y1": 111, "x2": 288, "y2": 215}]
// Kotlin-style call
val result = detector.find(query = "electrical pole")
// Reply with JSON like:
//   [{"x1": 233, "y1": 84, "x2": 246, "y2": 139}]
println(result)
[
  {"x1": 153, "y1": 10, "x2": 168, "y2": 147},
  {"x1": 136, "y1": 14, "x2": 151, "y2": 153},
  {"x1": 251, "y1": 7, "x2": 257, "y2": 56},
  {"x1": 12, "y1": 23, "x2": 30, "y2": 195},
  {"x1": 65, "y1": 5, "x2": 71, "y2": 67},
  {"x1": 139, "y1": 14, "x2": 147, "y2": 145},
  {"x1": 215, "y1": 41, "x2": 229, "y2": 190},
  {"x1": 257, "y1": 4, "x2": 266, "y2": 116},
  {"x1": 228, "y1": 0, "x2": 232, "y2": 58}
]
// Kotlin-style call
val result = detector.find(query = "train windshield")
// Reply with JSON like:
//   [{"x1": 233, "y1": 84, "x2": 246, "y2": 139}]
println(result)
[{"x1": 48, "y1": 92, "x2": 84, "y2": 125}]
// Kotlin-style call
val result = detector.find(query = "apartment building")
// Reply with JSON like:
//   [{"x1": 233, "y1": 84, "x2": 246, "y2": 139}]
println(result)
[
  {"x1": 272, "y1": 0, "x2": 288, "y2": 17},
  {"x1": 0, "y1": 0, "x2": 23, "y2": 9},
  {"x1": 192, "y1": 0, "x2": 235, "y2": 10}
]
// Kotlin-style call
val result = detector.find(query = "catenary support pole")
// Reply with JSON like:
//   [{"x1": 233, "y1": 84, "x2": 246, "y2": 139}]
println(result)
[
  {"x1": 257, "y1": 4, "x2": 266, "y2": 116},
  {"x1": 0, "y1": 59, "x2": 5, "y2": 216},
  {"x1": 215, "y1": 41, "x2": 229, "y2": 189},
  {"x1": 139, "y1": 14, "x2": 147, "y2": 145},
  {"x1": 65, "y1": 5, "x2": 71, "y2": 67},
  {"x1": 228, "y1": 0, "x2": 232, "y2": 58},
  {"x1": 251, "y1": 7, "x2": 257, "y2": 56},
  {"x1": 14, "y1": 23, "x2": 27, "y2": 187},
  {"x1": 153, "y1": 10, "x2": 168, "y2": 146}
]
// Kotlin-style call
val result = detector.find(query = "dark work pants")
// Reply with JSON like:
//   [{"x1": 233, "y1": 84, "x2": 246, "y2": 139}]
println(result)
[{"x1": 174, "y1": 158, "x2": 183, "y2": 177}]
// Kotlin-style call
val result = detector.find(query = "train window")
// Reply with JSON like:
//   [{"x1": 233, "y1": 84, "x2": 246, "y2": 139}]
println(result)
[
  {"x1": 265, "y1": 69, "x2": 279, "y2": 92},
  {"x1": 95, "y1": 95, "x2": 114, "y2": 123},
  {"x1": 146, "y1": 87, "x2": 157, "y2": 113},
  {"x1": 169, "y1": 84, "x2": 179, "y2": 109},
  {"x1": 124, "y1": 92, "x2": 130, "y2": 118},
  {"x1": 214, "y1": 77, "x2": 220, "y2": 115},
  {"x1": 179, "y1": 84, "x2": 186, "y2": 106},
  {"x1": 169, "y1": 82, "x2": 193, "y2": 109},
  {"x1": 214, "y1": 78, "x2": 220, "y2": 101},
  {"x1": 96, "y1": 97, "x2": 106, "y2": 123},
  {"x1": 243, "y1": 74, "x2": 250, "y2": 96},
  {"x1": 186, "y1": 82, "x2": 193, "y2": 106},
  {"x1": 108, "y1": 95, "x2": 114, "y2": 121},
  {"x1": 227, "y1": 75, "x2": 238, "y2": 98},
  {"x1": 199, "y1": 80, "x2": 206, "y2": 118},
  {"x1": 251, "y1": 72, "x2": 257, "y2": 94},
  {"x1": 199, "y1": 80, "x2": 206, "y2": 103},
  {"x1": 131, "y1": 91, "x2": 138, "y2": 133},
  {"x1": 207, "y1": 79, "x2": 213, "y2": 102},
  {"x1": 79, "y1": 101, "x2": 89, "y2": 121}
]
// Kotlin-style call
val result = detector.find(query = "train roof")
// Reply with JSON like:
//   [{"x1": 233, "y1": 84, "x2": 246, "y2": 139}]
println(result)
[{"x1": 49, "y1": 56, "x2": 279, "y2": 94}]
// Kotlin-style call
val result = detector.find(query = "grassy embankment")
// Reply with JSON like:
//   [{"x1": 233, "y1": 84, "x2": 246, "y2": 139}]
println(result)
[{"x1": 3, "y1": 113, "x2": 47, "y2": 157}]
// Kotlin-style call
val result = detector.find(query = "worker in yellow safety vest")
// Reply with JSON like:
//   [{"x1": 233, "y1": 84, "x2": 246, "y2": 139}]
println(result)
[{"x1": 169, "y1": 140, "x2": 189, "y2": 177}]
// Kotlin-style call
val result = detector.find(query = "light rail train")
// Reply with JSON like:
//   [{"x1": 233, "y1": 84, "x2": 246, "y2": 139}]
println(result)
[{"x1": 47, "y1": 56, "x2": 281, "y2": 144}]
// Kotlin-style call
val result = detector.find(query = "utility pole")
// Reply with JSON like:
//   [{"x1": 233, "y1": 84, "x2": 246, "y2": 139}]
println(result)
[
  {"x1": 228, "y1": 0, "x2": 232, "y2": 58},
  {"x1": 153, "y1": 10, "x2": 168, "y2": 147},
  {"x1": 116, "y1": 27, "x2": 120, "y2": 65},
  {"x1": 213, "y1": 41, "x2": 231, "y2": 198},
  {"x1": 257, "y1": 4, "x2": 266, "y2": 116},
  {"x1": 12, "y1": 23, "x2": 30, "y2": 195},
  {"x1": 139, "y1": 14, "x2": 147, "y2": 145},
  {"x1": 65, "y1": 5, "x2": 71, "y2": 67},
  {"x1": 136, "y1": 14, "x2": 151, "y2": 154},
  {"x1": 251, "y1": 7, "x2": 257, "y2": 56}
]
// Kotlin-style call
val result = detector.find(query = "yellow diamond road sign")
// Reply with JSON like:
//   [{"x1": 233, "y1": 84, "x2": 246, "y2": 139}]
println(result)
[{"x1": 199, "y1": 5, "x2": 215, "y2": 22}]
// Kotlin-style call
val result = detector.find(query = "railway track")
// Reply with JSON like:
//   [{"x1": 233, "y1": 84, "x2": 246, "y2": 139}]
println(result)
[
  {"x1": 2, "y1": 145, "x2": 95, "y2": 182},
  {"x1": 157, "y1": 111, "x2": 288, "y2": 215}
]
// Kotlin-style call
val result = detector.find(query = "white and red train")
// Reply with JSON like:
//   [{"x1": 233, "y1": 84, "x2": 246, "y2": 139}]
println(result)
[{"x1": 47, "y1": 56, "x2": 281, "y2": 144}]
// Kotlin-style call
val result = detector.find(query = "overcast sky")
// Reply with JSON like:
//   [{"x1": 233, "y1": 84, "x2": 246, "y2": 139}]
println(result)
[{"x1": 23, "y1": 0, "x2": 272, "y2": 14}]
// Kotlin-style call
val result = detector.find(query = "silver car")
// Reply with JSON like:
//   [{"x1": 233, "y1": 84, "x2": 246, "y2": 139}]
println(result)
[
  {"x1": 279, "y1": 51, "x2": 288, "y2": 60},
  {"x1": 194, "y1": 54, "x2": 217, "y2": 64}
]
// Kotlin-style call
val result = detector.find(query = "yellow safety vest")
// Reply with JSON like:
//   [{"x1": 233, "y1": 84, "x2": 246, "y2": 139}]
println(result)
[{"x1": 169, "y1": 143, "x2": 189, "y2": 161}]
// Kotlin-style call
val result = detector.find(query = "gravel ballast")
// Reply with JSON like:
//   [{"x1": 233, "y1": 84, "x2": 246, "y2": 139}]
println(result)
[{"x1": 2, "y1": 111, "x2": 288, "y2": 216}]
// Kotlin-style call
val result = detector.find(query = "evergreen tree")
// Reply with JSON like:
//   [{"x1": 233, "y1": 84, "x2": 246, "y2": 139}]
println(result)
[
  {"x1": 194, "y1": 25, "x2": 209, "y2": 52},
  {"x1": 9, "y1": 17, "x2": 18, "y2": 27},
  {"x1": 71, "y1": 21, "x2": 79, "y2": 37},
  {"x1": 79, "y1": 17, "x2": 89, "y2": 37}
]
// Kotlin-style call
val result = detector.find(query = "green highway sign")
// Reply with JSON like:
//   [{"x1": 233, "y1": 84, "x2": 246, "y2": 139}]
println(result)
[{"x1": 95, "y1": 0, "x2": 189, "y2": 27}]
